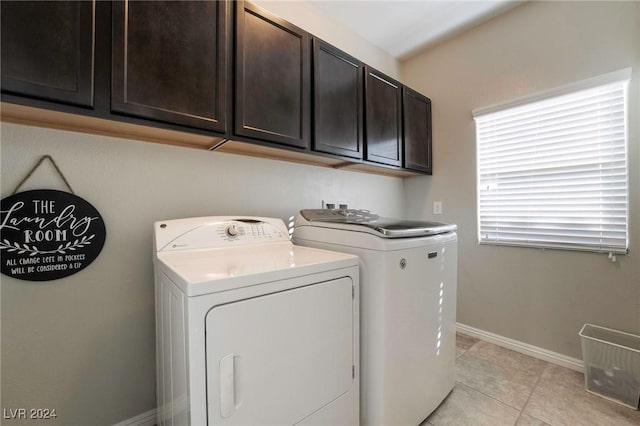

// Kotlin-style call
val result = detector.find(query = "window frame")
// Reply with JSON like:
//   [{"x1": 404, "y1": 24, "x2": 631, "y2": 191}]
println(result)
[{"x1": 473, "y1": 68, "x2": 631, "y2": 254}]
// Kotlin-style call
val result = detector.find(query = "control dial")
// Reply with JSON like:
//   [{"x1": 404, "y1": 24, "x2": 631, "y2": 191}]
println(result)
[{"x1": 225, "y1": 225, "x2": 239, "y2": 237}]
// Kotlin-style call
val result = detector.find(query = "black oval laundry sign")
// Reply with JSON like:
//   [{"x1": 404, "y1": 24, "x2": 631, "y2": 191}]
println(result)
[{"x1": 0, "y1": 190, "x2": 106, "y2": 281}]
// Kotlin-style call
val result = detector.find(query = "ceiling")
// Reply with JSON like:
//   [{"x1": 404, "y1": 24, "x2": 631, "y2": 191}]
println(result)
[{"x1": 309, "y1": 0, "x2": 525, "y2": 60}]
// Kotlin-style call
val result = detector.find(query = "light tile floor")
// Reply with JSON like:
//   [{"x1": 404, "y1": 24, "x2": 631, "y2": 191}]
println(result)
[{"x1": 422, "y1": 333, "x2": 640, "y2": 426}]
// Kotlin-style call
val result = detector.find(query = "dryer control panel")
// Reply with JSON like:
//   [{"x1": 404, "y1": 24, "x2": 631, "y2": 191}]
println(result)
[
  {"x1": 155, "y1": 217, "x2": 290, "y2": 251},
  {"x1": 217, "y1": 220, "x2": 286, "y2": 242}
]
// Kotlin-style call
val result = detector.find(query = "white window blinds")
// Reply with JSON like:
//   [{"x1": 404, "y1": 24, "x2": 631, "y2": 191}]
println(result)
[{"x1": 474, "y1": 70, "x2": 630, "y2": 254}]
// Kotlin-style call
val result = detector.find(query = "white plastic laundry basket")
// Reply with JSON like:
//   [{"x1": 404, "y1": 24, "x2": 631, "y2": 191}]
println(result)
[{"x1": 579, "y1": 323, "x2": 640, "y2": 409}]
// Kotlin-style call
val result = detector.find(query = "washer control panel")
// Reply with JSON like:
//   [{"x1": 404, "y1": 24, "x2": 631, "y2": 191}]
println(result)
[{"x1": 156, "y1": 217, "x2": 290, "y2": 251}]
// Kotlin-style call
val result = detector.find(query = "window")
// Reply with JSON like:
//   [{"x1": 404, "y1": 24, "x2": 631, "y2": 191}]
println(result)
[{"x1": 474, "y1": 69, "x2": 630, "y2": 254}]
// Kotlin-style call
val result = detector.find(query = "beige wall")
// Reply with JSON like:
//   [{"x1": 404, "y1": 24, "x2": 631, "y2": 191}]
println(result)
[
  {"x1": 254, "y1": 0, "x2": 399, "y2": 78},
  {"x1": 401, "y1": 1, "x2": 640, "y2": 359},
  {"x1": 0, "y1": 4, "x2": 400, "y2": 425},
  {"x1": 0, "y1": 126, "x2": 404, "y2": 426}
]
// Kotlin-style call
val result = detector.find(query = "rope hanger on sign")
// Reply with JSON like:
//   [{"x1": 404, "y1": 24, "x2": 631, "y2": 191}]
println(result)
[{"x1": 11, "y1": 155, "x2": 75, "y2": 195}]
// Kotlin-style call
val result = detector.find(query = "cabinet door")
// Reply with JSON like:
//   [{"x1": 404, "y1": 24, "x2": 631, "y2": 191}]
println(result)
[
  {"x1": 112, "y1": 0, "x2": 229, "y2": 133},
  {"x1": 235, "y1": 1, "x2": 310, "y2": 149},
  {"x1": 1, "y1": 1, "x2": 95, "y2": 107},
  {"x1": 312, "y1": 39, "x2": 363, "y2": 159},
  {"x1": 364, "y1": 67, "x2": 402, "y2": 167},
  {"x1": 403, "y1": 87, "x2": 432, "y2": 174}
]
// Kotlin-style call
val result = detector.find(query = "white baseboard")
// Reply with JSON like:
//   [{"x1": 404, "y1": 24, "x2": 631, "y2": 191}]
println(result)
[
  {"x1": 457, "y1": 322, "x2": 584, "y2": 372},
  {"x1": 112, "y1": 408, "x2": 156, "y2": 426},
  {"x1": 114, "y1": 325, "x2": 583, "y2": 426}
]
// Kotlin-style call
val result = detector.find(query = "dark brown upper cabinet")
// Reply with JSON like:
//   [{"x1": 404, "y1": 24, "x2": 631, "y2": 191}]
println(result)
[
  {"x1": 235, "y1": 1, "x2": 310, "y2": 149},
  {"x1": 1, "y1": 1, "x2": 95, "y2": 108},
  {"x1": 403, "y1": 87, "x2": 432, "y2": 174},
  {"x1": 112, "y1": 0, "x2": 229, "y2": 133},
  {"x1": 1, "y1": 0, "x2": 434, "y2": 176},
  {"x1": 312, "y1": 39, "x2": 363, "y2": 159},
  {"x1": 364, "y1": 66, "x2": 402, "y2": 167}
]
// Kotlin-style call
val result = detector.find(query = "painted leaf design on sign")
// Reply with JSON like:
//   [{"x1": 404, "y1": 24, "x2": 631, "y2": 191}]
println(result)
[{"x1": 0, "y1": 235, "x2": 95, "y2": 255}]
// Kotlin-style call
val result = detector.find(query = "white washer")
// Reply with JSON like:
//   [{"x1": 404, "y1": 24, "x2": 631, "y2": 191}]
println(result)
[
  {"x1": 293, "y1": 209, "x2": 457, "y2": 426},
  {"x1": 153, "y1": 216, "x2": 360, "y2": 426}
]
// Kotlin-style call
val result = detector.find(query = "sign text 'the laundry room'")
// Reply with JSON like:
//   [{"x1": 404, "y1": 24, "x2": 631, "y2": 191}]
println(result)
[{"x1": 0, "y1": 189, "x2": 106, "y2": 281}]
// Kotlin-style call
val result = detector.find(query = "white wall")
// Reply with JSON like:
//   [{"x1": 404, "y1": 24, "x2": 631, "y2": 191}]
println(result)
[
  {"x1": 0, "y1": 3, "x2": 401, "y2": 424},
  {"x1": 401, "y1": 1, "x2": 640, "y2": 359},
  {"x1": 254, "y1": 0, "x2": 399, "y2": 78}
]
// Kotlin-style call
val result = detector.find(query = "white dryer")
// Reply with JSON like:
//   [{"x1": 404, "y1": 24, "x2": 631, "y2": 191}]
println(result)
[
  {"x1": 153, "y1": 216, "x2": 360, "y2": 426},
  {"x1": 293, "y1": 209, "x2": 457, "y2": 426}
]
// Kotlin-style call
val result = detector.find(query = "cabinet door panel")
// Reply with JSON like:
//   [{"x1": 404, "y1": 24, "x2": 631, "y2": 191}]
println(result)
[
  {"x1": 403, "y1": 87, "x2": 432, "y2": 174},
  {"x1": 364, "y1": 67, "x2": 402, "y2": 166},
  {"x1": 1, "y1": 0, "x2": 95, "y2": 107},
  {"x1": 313, "y1": 40, "x2": 363, "y2": 159},
  {"x1": 112, "y1": 0, "x2": 228, "y2": 132},
  {"x1": 235, "y1": 1, "x2": 309, "y2": 149}
]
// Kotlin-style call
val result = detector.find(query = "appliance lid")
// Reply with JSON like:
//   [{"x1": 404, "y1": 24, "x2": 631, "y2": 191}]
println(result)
[
  {"x1": 155, "y1": 242, "x2": 357, "y2": 296},
  {"x1": 299, "y1": 209, "x2": 457, "y2": 238},
  {"x1": 156, "y1": 242, "x2": 355, "y2": 284},
  {"x1": 153, "y1": 216, "x2": 358, "y2": 295}
]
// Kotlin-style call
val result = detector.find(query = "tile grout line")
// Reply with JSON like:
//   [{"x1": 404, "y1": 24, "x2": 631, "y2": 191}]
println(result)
[
  {"x1": 454, "y1": 380, "x2": 526, "y2": 417},
  {"x1": 454, "y1": 339, "x2": 530, "y2": 414},
  {"x1": 455, "y1": 337, "x2": 640, "y2": 425},
  {"x1": 454, "y1": 337, "x2": 531, "y2": 421},
  {"x1": 455, "y1": 337, "x2": 552, "y2": 423},
  {"x1": 514, "y1": 362, "x2": 551, "y2": 425}
]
